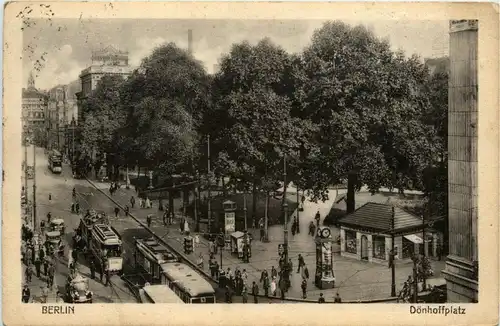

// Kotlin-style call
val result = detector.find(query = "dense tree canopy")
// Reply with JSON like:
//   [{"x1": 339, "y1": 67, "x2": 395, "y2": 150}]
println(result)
[{"x1": 77, "y1": 21, "x2": 448, "y2": 226}]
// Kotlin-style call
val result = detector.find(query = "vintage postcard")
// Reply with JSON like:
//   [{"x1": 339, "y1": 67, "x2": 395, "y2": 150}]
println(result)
[{"x1": 2, "y1": 2, "x2": 499, "y2": 325}]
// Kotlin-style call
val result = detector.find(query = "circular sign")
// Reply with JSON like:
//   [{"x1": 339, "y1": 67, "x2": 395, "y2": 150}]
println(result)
[{"x1": 321, "y1": 228, "x2": 331, "y2": 238}]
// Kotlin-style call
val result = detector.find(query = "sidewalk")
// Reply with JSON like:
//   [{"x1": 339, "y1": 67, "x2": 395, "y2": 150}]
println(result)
[{"x1": 83, "y1": 182, "x2": 450, "y2": 302}]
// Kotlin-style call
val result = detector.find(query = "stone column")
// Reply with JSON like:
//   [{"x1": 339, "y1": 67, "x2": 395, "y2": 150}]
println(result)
[{"x1": 442, "y1": 20, "x2": 479, "y2": 303}]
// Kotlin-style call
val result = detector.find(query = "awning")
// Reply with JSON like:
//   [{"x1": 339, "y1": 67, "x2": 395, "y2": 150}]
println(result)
[{"x1": 404, "y1": 234, "x2": 423, "y2": 244}]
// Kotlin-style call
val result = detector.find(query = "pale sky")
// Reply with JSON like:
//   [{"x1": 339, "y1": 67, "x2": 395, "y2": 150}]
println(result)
[{"x1": 22, "y1": 19, "x2": 449, "y2": 91}]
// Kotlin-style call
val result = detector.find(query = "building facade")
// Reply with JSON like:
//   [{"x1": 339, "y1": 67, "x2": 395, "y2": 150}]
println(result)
[
  {"x1": 442, "y1": 20, "x2": 479, "y2": 303},
  {"x1": 76, "y1": 45, "x2": 132, "y2": 122},
  {"x1": 22, "y1": 72, "x2": 48, "y2": 145},
  {"x1": 46, "y1": 80, "x2": 81, "y2": 157}
]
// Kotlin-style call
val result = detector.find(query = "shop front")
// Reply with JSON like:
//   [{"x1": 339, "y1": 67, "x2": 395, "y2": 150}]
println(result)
[{"x1": 338, "y1": 202, "x2": 442, "y2": 264}]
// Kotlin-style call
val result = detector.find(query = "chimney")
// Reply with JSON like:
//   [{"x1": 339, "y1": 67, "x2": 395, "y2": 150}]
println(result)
[{"x1": 188, "y1": 29, "x2": 193, "y2": 55}]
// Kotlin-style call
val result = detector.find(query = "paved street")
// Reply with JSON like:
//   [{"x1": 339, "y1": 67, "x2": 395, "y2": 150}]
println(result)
[
  {"x1": 75, "y1": 173, "x2": 445, "y2": 302},
  {"x1": 21, "y1": 147, "x2": 137, "y2": 303}
]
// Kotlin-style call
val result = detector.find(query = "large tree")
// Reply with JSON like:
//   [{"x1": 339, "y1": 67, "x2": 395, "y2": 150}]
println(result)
[
  {"x1": 79, "y1": 75, "x2": 126, "y2": 177},
  {"x1": 208, "y1": 39, "x2": 305, "y2": 228},
  {"x1": 296, "y1": 21, "x2": 438, "y2": 212}
]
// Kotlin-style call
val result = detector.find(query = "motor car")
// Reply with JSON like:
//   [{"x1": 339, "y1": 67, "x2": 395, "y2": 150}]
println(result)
[{"x1": 65, "y1": 273, "x2": 93, "y2": 303}]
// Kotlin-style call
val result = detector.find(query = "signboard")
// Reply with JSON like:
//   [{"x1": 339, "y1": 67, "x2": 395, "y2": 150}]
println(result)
[
  {"x1": 450, "y1": 20, "x2": 478, "y2": 33},
  {"x1": 224, "y1": 212, "x2": 235, "y2": 233}
]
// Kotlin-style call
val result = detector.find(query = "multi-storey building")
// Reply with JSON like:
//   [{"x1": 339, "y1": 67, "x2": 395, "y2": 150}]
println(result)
[
  {"x1": 46, "y1": 80, "x2": 81, "y2": 155},
  {"x1": 22, "y1": 72, "x2": 48, "y2": 145},
  {"x1": 76, "y1": 45, "x2": 133, "y2": 122},
  {"x1": 442, "y1": 19, "x2": 478, "y2": 303}
]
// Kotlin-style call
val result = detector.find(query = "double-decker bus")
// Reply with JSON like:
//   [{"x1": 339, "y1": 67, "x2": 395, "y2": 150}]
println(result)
[
  {"x1": 89, "y1": 223, "x2": 123, "y2": 275},
  {"x1": 133, "y1": 237, "x2": 179, "y2": 284},
  {"x1": 48, "y1": 149, "x2": 63, "y2": 173},
  {"x1": 160, "y1": 262, "x2": 216, "y2": 304}
]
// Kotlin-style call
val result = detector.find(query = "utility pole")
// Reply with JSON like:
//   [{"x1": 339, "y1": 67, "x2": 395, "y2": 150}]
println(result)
[
  {"x1": 71, "y1": 117, "x2": 75, "y2": 164},
  {"x1": 32, "y1": 143, "x2": 37, "y2": 232},
  {"x1": 391, "y1": 206, "x2": 396, "y2": 297},
  {"x1": 422, "y1": 207, "x2": 427, "y2": 291},
  {"x1": 296, "y1": 186, "x2": 300, "y2": 233},
  {"x1": 207, "y1": 135, "x2": 211, "y2": 234},
  {"x1": 412, "y1": 261, "x2": 418, "y2": 303},
  {"x1": 24, "y1": 130, "x2": 28, "y2": 209}
]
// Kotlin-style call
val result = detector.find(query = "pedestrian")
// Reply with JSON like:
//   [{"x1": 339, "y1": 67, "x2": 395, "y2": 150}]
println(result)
[
  {"x1": 41, "y1": 285, "x2": 49, "y2": 303},
  {"x1": 114, "y1": 207, "x2": 120, "y2": 218},
  {"x1": 302, "y1": 265, "x2": 310, "y2": 280},
  {"x1": 130, "y1": 196, "x2": 135, "y2": 209},
  {"x1": 184, "y1": 219, "x2": 190, "y2": 234},
  {"x1": 125, "y1": 205, "x2": 130, "y2": 216},
  {"x1": 197, "y1": 253, "x2": 204, "y2": 269},
  {"x1": 38, "y1": 247, "x2": 45, "y2": 262},
  {"x1": 34, "y1": 257, "x2": 41, "y2": 278},
  {"x1": 288, "y1": 259, "x2": 293, "y2": 274},
  {"x1": 271, "y1": 266, "x2": 278, "y2": 278},
  {"x1": 146, "y1": 214, "x2": 152, "y2": 228},
  {"x1": 297, "y1": 254, "x2": 305, "y2": 273},
  {"x1": 241, "y1": 284, "x2": 248, "y2": 303},
  {"x1": 158, "y1": 199, "x2": 163, "y2": 211},
  {"x1": 40, "y1": 220, "x2": 46, "y2": 230},
  {"x1": 251, "y1": 281, "x2": 259, "y2": 303},
  {"x1": 279, "y1": 278, "x2": 286, "y2": 300},
  {"x1": 263, "y1": 274, "x2": 270, "y2": 297},
  {"x1": 25, "y1": 265, "x2": 33, "y2": 283},
  {"x1": 47, "y1": 212, "x2": 52, "y2": 223},
  {"x1": 301, "y1": 279, "x2": 307, "y2": 299},
  {"x1": 75, "y1": 202, "x2": 80, "y2": 214},
  {"x1": 89, "y1": 259, "x2": 96, "y2": 279},
  {"x1": 194, "y1": 234, "x2": 200, "y2": 251},
  {"x1": 226, "y1": 268, "x2": 234, "y2": 288},
  {"x1": 260, "y1": 269, "x2": 268, "y2": 283},
  {"x1": 162, "y1": 211, "x2": 168, "y2": 225},
  {"x1": 180, "y1": 218, "x2": 185, "y2": 233},
  {"x1": 99, "y1": 263, "x2": 104, "y2": 283},
  {"x1": 105, "y1": 266, "x2": 110, "y2": 287},
  {"x1": 43, "y1": 257, "x2": 49, "y2": 276},
  {"x1": 225, "y1": 286, "x2": 233, "y2": 303},
  {"x1": 270, "y1": 276, "x2": 277, "y2": 296},
  {"x1": 242, "y1": 269, "x2": 248, "y2": 282},
  {"x1": 315, "y1": 210, "x2": 321, "y2": 227},
  {"x1": 145, "y1": 197, "x2": 151, "y2": 209},
  {"x1": 48, "y1": 193, "x2": 52, "y2": 201},
  {"x1": 291, "y1": 222, "x2": 296, "y2": 237},
  {"x1": 22, "y1": 284, "x2": 30, "y2": 303},
  {"x1": 334, "y1": 292, "x2": 342, "y2": 303},
  {"x1": 318, "y1": 293, "x2": 325, "y2": 303},
  {"x1": 72, "y1": 187, "x2": 76, "y2": 198},
  {"x1": 260, "y1": 228, "x2": 265, "y2": 242},
  {"x1": 47, "y1": 264, "x2": 55, "y2": 288}
]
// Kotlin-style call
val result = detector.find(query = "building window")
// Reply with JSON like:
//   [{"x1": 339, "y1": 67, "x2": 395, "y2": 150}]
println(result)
[
  {"x1": 373, "y1": 235, "x2": 386, "y2": 260},
  {"x1": 345, "y1": 230, "x2": 357, "y2": 254}
]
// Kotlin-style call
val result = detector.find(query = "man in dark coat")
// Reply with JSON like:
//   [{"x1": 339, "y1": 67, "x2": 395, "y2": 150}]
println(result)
[
  {"x1": 251, "y1": 281, "x2": 259, "y2": 303},
  {"x1": 22, "y1": 285, "x2": 31, "y2": 303}
]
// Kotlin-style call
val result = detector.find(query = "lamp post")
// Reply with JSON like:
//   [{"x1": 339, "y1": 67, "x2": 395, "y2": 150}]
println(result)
[
  {"x1": 207, "y1": 135, "x2": 212, "y2": 234},
  {"x1": 283, "y1": 154, "x2": 289, "y2": 267},
  {"x1": 71, "y1": 116, "x2": 76, "y2": 164},
  {"x1": 296, "y1": 185, "x2": 300, "y2": 234},
  {"x1": 32, "y1": 142, "x2": 37, "y2": 232}
]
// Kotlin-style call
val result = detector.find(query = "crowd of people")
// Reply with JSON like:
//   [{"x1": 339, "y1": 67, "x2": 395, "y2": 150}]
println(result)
[{"x1": 21, "y1": 223, "x2": 60, "y2": 303}]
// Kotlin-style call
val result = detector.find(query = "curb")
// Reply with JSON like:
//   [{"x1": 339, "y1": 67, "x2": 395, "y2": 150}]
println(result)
[{"x1": 84, "y1": 177, "x2": 399, "y2": 304}]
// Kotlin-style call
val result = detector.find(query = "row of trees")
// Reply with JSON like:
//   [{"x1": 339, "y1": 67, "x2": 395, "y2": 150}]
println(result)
[{"x1": 78, "y1": 21, "x2": 448, "y2": 228}]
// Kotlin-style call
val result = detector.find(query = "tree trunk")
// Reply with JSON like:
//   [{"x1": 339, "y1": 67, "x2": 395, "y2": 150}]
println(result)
[
  {"x1": 222, "y1": 176, "x2": 227, "y2": 198},
  {"x1": 251, "y1": 179, "x2": 258, "y2": 229},
  {"x1": 169, "y1": 190, "x2": 175, "y2": 220},
  {"x1": 347, "y1": 173, "x2": 357, "y2": 214},
  {"x1": 194, "y1": 186, "x2": 199, "y2": 232}
]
